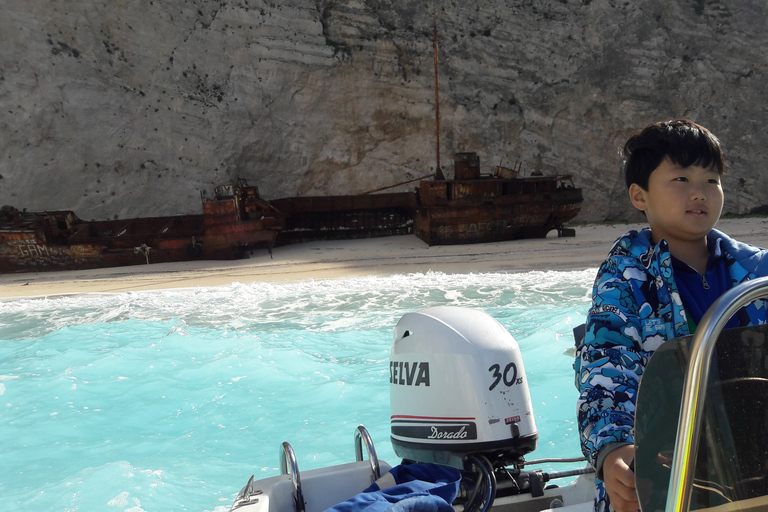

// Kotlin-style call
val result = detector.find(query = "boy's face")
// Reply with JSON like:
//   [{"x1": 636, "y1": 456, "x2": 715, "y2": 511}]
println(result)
[{"x1": 629, "y1": 158, "x2": 724, "y2": 246}]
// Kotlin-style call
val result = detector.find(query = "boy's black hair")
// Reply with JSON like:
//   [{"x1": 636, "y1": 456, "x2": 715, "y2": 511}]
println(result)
[{"x1": 623, "y1": 119, "x2": 725, "y2": 190}]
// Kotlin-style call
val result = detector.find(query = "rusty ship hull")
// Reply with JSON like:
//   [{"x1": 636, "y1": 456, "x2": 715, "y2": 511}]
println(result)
[
  {"x1": 414, "y1": 174, "x2": 583, "y2": 245},
  {"x1": 412, "y1": 152, "x2": 583, "y2": 245},
  {"x1": 270, "y1": 192, "x2": 417, "y2": 245},
  {"x1": 266, "y1": 152, "x2": 582, "y2": 247},
  {"x1": 0, "y1": 181, "x2": 283, "y2": 273}
]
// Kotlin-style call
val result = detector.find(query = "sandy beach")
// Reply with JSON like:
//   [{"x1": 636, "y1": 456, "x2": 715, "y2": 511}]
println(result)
[{"x1": 3, "y1": 218, "x2": 768, "y2": 300}]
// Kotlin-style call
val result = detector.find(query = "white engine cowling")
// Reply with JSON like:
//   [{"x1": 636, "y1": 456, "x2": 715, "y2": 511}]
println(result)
[{"x1": 389, "y1": 306, "x2": 538, "y2": 469}]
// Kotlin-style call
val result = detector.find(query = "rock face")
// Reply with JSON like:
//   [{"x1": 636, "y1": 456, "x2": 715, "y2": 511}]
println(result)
[{"x1": 1, "y1": 0, "x2": 767, "y2": 223}]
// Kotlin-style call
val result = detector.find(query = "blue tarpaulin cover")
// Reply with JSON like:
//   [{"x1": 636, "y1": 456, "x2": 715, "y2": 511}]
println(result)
[{"x1": 323, "y1": 463, "x2": 462, "y2": 512}]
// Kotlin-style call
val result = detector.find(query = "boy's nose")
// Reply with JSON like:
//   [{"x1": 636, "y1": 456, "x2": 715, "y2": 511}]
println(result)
[{"x1": 690, "y1": 186, "x2": 706, "y2": 201}]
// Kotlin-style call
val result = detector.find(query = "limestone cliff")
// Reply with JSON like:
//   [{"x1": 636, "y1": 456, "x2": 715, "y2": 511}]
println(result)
[{"x1": 1, "y1": 0, "x2": 766, "y2": 223}]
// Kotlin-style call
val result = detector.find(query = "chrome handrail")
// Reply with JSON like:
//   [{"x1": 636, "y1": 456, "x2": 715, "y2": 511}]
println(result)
[
  {"x1": 354, "y1": 425, "x2": 382, "y2": 483},
  {"x1": 666, "y1": 276, "x2": 768, "y2": 512},
  {"x1": 280, "y1": 442, "x2": 306, "y2": 512}
]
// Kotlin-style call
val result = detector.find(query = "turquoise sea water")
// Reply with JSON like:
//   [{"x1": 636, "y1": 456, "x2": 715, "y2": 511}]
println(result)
[{"x1": 0, "y1": 269, "x2": 595, "y2": 512}]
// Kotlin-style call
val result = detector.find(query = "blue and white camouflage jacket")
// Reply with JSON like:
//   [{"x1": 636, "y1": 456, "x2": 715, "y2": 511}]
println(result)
[{"x1": 574, "y1": 228, "x2": 768, "y2": 499}]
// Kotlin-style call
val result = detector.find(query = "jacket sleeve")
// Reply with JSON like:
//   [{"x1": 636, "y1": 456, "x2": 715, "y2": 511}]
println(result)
[
  {"x1": 718, "y1": 231, "x2": 768, "y2": 324},
  {"x1": 574, "y1": 255, "x2": 657, "y2": 465}
]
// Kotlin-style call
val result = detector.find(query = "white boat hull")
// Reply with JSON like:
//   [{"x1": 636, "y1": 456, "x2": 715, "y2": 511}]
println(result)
[{"x1": 230, "y1": 458, "x2": 594, "y2": 512}]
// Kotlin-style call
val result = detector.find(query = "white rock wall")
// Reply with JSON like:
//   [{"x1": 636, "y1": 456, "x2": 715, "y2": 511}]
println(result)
[{"x1": 1, "y1": 0, "x2": 767, "y2": 223}]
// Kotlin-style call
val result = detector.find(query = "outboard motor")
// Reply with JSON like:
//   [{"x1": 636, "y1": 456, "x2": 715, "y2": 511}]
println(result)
[{"x1": 390, "y1": 307, "x2": 542, "y2": 512}]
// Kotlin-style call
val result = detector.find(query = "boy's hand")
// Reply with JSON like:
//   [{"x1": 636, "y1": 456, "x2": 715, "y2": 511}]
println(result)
[{"x1": 603, "y1": 445, "x2": 639, "y2": 512}]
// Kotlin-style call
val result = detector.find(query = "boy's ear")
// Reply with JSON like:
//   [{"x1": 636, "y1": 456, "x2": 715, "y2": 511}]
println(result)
[{"x1": 628, "y1": 183, "x2": 647, "y2": 212}]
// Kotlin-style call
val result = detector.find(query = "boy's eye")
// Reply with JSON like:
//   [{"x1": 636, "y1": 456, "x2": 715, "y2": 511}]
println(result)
[{"x1": 673, "y1": 177, "x2": 688, "y2": 182}]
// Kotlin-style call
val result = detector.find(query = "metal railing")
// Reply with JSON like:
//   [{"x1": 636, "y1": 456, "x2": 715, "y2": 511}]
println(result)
[
  {"x1": 280, "y1": 442, "x2": 305, "y2": 512},
  {"x1": 666, "y1": 276, "x2": 768, "y2": 512},
  {"x1": 354, "y1": 425, "x2": 382, "y2": 483}
]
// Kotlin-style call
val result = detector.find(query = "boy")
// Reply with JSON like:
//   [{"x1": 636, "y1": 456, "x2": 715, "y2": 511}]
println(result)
[{"x1": 574, "y1": 119, "x2": 768, "y2": 512}]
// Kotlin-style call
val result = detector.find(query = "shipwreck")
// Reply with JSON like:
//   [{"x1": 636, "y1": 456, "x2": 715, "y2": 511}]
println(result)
[
  {"x1": 269, "y1": 152, "x2": 582, "y2": 246},
  {"x1": 0, "y1": 180, "x2": 283, "y2": 273},
  {"x1": 413, "y1": 152, "x2": 583, "y2": 245}
]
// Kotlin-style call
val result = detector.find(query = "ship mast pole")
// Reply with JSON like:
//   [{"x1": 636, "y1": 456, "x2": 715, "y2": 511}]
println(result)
[{"x1": 433, "y1": 22, "x2": 441, "y2": 178}]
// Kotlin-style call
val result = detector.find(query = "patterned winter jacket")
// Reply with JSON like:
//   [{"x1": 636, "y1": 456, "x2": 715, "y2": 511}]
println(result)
[{"x1": 574, "y1": 228, "x2": 768, "y2": 510}]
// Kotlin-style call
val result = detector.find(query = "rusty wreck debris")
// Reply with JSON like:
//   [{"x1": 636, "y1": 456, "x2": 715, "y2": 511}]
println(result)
[
  {"x1": 0, "y1": 180, "x2": 283, "y2": 273},
  {"x1": 1, "y1": 154, "x2": 582, "y2": 273}
]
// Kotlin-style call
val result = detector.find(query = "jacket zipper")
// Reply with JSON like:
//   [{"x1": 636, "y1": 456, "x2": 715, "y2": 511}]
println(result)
[{"x1": 702, "y1": 274, "x2": 710, "y2": 290}]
